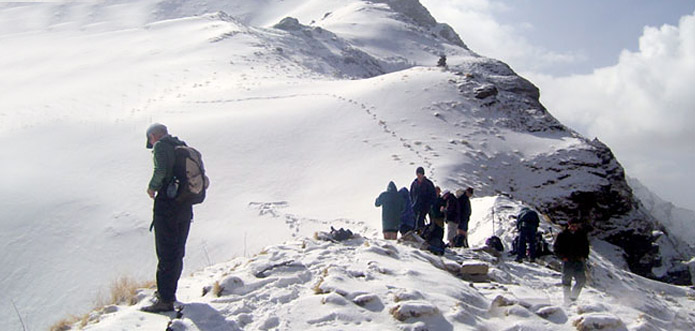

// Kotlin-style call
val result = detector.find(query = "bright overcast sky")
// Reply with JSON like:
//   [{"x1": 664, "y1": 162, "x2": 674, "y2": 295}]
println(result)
[{"x1": 421, "y1": 0, "x2": 695, "y2": 211}]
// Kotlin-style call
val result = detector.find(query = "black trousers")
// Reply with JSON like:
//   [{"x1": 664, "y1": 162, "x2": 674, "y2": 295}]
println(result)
[
  {"x1": 153, "y1": 198, "x2": 192, "y2": 303},
  {"x1": 414, "y1": 209, "x2": 429, "y2": 230}
]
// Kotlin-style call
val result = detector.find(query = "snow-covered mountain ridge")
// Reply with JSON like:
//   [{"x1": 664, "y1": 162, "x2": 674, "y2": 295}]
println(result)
[
  {"x1": 1, "y1": 0, "x2": 693, "y2": 329},
  {"x1": 74, "y1": 197, "x2": 695, "y2": 330}
]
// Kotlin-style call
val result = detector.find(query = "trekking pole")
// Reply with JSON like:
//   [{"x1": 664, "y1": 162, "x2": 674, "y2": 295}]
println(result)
[{"x1": 491, "y1": 207, "x2": 495, "y2": 236}]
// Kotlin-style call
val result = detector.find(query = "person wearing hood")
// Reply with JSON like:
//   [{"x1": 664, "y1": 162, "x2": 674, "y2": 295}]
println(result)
[
  {"x1": 376, "y1": 181, "x2": 404, "y2": 240},
  {"x1": 398, "y1": 187, "x2": 416, "y2": 235},
  {"x1": 142, "y1": 123, "x2": 194, "y2": 313}
]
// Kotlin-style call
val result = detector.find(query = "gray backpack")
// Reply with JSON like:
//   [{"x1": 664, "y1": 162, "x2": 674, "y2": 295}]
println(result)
[{"x1": 167, "y1": 145, "x2": 210, "y2": 205}]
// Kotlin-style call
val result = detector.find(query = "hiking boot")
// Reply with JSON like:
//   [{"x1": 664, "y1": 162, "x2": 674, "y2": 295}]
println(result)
[
  {"x1": 141, "y1": 300, "x2": 174, "y2": 313},
  {"x1": 514, "y1": 258, "x2": 523, "y2": 263}
]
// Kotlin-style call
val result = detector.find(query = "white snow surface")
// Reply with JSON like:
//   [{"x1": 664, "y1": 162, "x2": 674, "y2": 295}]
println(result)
[{"x1": 1, "y1": 1, "x2": 693, "y2": 330}]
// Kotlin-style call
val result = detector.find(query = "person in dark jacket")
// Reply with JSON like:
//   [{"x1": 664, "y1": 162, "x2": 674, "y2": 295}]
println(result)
[
  {"x1": 376, "y1": 181, "x2": 404, "y2": 240},
  {"x1": 430, "y1": 187, "x2": 445, "y2": 228},
  {"x1": 410, "y1": 167, "x2": 436, "y2": 230},
  {"x1": 398, "y1": 187, "x2": 416, "y2": 235},
  {"x1": 442, "y1": 190, "x2": 460, "y2": 246},
  {"x1": 553, "y1": 219, "x2": 590, "y2": 302},
  {"x1": 515, "y1": 207, "x2": 540, "y2": 262},
  {"x1": 456, "y1": 187, "x2": 473, "y2": 247},
  {"x1": 142, "y1": 123, "x2": 194, "y2": 313}
]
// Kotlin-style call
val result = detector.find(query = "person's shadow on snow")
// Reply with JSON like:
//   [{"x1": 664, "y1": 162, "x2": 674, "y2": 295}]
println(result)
[{"x1": 181, "y1": 302, "x2": 241, "y2": 331}]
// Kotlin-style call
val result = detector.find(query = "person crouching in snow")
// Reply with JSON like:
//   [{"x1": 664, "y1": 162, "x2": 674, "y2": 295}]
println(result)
[
  {"x1": 553, "y1": 219, "x2": 590, "y2": 302},
  {"x1": 375, "y1": 181, "x2": 403, "y2": 240}
]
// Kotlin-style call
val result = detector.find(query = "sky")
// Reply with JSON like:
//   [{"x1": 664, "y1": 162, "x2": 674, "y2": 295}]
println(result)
[{"x1": 420, "y1": 0, "x2": 695, "y2": 211}]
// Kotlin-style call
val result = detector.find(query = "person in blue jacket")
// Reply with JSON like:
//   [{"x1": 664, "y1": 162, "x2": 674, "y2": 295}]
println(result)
[
  {"x1": 398, "y1": 187, "x2": 416, "y2": 235},
  {"x1": 375, "y1": 181, "x2": 404, "y2": 240}
]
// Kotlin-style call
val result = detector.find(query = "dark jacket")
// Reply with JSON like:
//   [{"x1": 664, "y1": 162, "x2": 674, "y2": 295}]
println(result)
[
  {"x1": 443, "y1": 193, "x2": 460, "y2": 223},
  {"x1": 516, "y1": 208, "x2": 540, "y2": 231},
  {"x1": 431, "y1": 195, "x2": 446, "y2": 219},
  {"x1": 410, "y1": 177, "x2": 436, "y2": 213},
  {"x1": 376, "y1": 182, "x2": 404, "y2": 232},
  {"x1": 553, "y1": 228, "x2": 590, "y2": 261},
  {"x1": 398, "y1": 188, "x2": 416, "y2": 229},
  {"x1": 458, "y1": 194, "x2": 471, "y2": 223},
  {"x1": 148, "y1": 135, "x2": 187, "y2": 194}
]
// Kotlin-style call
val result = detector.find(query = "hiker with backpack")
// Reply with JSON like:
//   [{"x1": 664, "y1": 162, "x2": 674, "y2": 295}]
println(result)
[
  {"x1": 455, "y1": 187, "x2": 473, "y2": 248},
  {"x1": 398, "y1": 187, "x2": 416, "y2": 235},
  {"x1": 441, "y1": 190, "x2": 460, "y2": 246},
  {"x1": 375, "y1": 181, "x2": 404, "y2": 240},
  {"x1": 554, "y1": 219, "x2": 590, "y2": 302},
  {"x1": 514, "y1": 207, "x2": 540, "y2": 262},
  {"x1": 142, "y1": 123, "x2": 208, "y2": 313},
  {"x1": 410, "y1": 167, "x2": 436, "y2": 230}
]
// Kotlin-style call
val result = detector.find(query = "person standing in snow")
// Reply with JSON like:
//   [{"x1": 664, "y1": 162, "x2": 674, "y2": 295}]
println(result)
[
  {"x1": 142, "y1": 123, "x2": 194, "y2": 313},
  {"x1": 515, "y1": 207, "x2": 540, "y2": 262},
  {"x1": 456, "y1": 187, "x2": 474, "y2": 248},
  {"x1": 398, "y1": 187, "x2": 416, "y2": 235},
  {"x1": 376, "y1": 181, "x2": 404, "y2": 240},
  {"x1": 442, "y1": 190, "x2": 460, "y2": 246},
  {"x1": 430, "y1": 187, "x2": 446, "y2": 229},
  {"x1": 410, "y1": 167, "x2": 436, "y2": 230},
  {"x1": 553, "y1": 219, "x2": 590, "y2": 302}
]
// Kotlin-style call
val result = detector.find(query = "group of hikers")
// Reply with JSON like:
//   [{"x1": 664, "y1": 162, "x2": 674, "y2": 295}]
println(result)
[
  {"x1": 140, "y1": 123, "x2": 590, "y2": 314},
  {"x1": 376, "y1": 166, "x2": 591, "y2": 303},
  {"x1": 375, "y1": 166, "x2": 474, "y2": 248}
]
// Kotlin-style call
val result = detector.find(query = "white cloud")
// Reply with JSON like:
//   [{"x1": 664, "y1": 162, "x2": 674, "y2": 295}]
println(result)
[
  {"x1": 528, "y1": 11, "x2": 695, "y2": 210},
  {"x1": 422, "y1": 0, "x2": 695, "y2": 210},
  {"x1": 420, "y1": 0, "x2": 582, "y2": 73}
]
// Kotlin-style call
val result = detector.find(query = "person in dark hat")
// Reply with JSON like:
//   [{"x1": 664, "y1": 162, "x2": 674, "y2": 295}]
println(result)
[
  {"x1": 409, "y1": 167, "x2": 436, "y2": 230},
  {"x1": 141, "y1": 123, "x2": 194, "y2": 313},
  {"x1": 553, "y1": 219, "x2": 590, "y2": 302}
]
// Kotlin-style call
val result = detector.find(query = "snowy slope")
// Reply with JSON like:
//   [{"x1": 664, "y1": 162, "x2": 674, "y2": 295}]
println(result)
[
  {"x1": 628, "y1": 177, "x2": 695, "y2": 249},
  {"x1": 1, "y1": 0, "x2": 693, "y2": 330},
  {"x1": 77, "y1": 197, "x2": 695, "y2": 330}
]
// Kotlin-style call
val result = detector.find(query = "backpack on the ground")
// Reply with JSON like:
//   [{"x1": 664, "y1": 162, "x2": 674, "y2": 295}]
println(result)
[
  {"x1": 535, "y1": 232, "x2": 552, "y2": 256},
  {"x1": 487, "y1": 205, "x2": 504, "y2": 252},
  {"x1": 486, "y1": 236, "x2": 504, "y2": 252},
  {"x1": 330, "y1": 227, "x2": 353, "y2": 241},
  {"x1": 450, "y1": 234, "x2": 468, "y2": 248},
  {"x1": 168, "y1": 145, "x2": 210, "y2": 204},
  {"x1": 426, "y1": 237, "x2": 446, "y2": 256}
]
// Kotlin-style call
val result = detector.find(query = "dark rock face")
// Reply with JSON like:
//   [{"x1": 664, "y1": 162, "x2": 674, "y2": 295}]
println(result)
[
  {"x1": 474, "y1": 84, "x2": 498, "y2": 99},
  {"x1": 446, "y1": 57, "x2": 691, "y2": 284}
]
